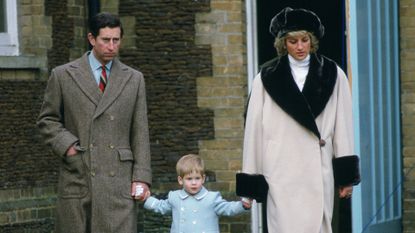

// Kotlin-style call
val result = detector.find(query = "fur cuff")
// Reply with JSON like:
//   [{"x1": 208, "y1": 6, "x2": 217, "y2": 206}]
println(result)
[
  {"x1": 236, "y1": 173, "x2": 268, "y2": 203},
  {"x1": 332, "y1": 155, "x2": 361, "y2": 186}
]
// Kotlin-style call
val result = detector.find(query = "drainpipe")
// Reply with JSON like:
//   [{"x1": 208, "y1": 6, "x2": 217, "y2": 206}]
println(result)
[
  {"x1": 87, "y1": 0, "x2": 100, "y2": 50},
  {"x1": 88, "y1": 0, "x2": 100, "y2": 19}
]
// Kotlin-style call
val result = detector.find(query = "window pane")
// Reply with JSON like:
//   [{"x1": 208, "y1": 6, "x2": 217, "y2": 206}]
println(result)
[{"x1": 0, "y1": 0, "x2": 6, "y2": 32}]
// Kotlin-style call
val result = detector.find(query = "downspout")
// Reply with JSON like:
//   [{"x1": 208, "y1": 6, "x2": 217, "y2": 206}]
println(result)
[
  {"x1": 88, "y1": 0, "x2": 100, "y2": 19},
  {"x1": 87, "y1": 0, "x2": 100, "y2": 50}
]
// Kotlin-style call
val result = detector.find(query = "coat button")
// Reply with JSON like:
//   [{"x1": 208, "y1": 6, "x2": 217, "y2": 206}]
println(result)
[
  {"x1": 109, "y1": 171, "x2": 115, "y2": 177},
  {"x1": 319, "y1": 139, "x2": 326, "y2": 147},
  {"x1": 91, "y1": 171, "x2": 96, "y2": 177},
  {"x1": 110, "y1": 115, "x2": 114, "y2": 120},
  {"x1": 109, "y1": 144, "x2": 114, "y2": 149}
]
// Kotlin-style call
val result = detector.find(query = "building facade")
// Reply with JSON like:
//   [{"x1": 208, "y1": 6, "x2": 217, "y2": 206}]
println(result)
[
  {"x1": 0, "y1": 0, "x2": 413, "y2": 232},
  {"x1": 0, "y1": 0, "x2": 249, "y2": 232}
]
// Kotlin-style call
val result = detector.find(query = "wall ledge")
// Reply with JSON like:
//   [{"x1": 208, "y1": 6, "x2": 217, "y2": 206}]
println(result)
[{"x1": 0, "y1": 56, "x2": 46, "y2": 69}]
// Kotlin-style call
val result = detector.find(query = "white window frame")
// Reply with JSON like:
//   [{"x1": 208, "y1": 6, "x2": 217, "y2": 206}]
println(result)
[
  {"x1": 245, "y1": 0, "x2": 258, "y2": 93},
  {"x1": 245, "y1": 3, "x2": 264, "y2": 233},
  {"x1": 0, "y1": 0, "x2": 19, "y2": 55}
]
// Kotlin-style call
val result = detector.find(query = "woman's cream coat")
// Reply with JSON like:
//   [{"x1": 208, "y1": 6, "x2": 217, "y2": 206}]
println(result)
[{"x1": 242, "y1": 55, "x2": 357, "y2": 233}]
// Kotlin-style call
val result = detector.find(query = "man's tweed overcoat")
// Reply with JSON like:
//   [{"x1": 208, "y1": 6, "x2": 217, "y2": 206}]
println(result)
[{"x1": 37, "y1": 52, "x2": 152, "y2": 233}]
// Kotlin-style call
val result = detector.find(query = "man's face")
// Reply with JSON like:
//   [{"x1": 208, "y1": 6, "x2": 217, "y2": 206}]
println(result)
[{"x1": 88, "y1": 27, "x2": 121, "y2": 65}]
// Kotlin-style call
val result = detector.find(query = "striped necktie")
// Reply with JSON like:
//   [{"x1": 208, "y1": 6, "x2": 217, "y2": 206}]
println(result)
[{"x1": 99, "y1": 65, "x2": 107, "y2": 92}]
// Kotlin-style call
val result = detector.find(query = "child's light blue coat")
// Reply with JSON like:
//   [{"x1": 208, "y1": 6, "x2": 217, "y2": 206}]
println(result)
[{"x1": 144, "y1": 186, "x2": 247, "y2": 233}]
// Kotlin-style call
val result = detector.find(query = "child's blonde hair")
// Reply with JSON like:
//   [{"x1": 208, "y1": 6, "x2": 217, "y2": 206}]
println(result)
[{"x1": 176, "y1": 154, "x2": 205, "y2": 178}]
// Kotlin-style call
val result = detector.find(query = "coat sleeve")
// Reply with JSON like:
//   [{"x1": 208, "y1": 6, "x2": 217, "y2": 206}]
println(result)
[
  {"x1": 332, "y1": 67, "x2": 361, "y2": 186},
  {"x1": 242, "y1": 73, "x2": 264, "y2": 174},
  {"x1": 212, "y1": 192, "x2": 246, "y2": 216},
  {"x1": 143, "y1": 193, "x2": 173, "y2": 215},
  {"x1": 130, "y1": 72, "x2": 152, "y2": 185},
  {"x1": 37, "y1": 68, "x2": 79, "y2": 157}
]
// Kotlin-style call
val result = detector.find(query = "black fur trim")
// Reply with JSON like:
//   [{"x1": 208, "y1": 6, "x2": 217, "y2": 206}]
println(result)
[
  {"x1": 332, "y1": 155, "x2": 361, "y2": 186},
  {"x1": 236, "y1": 173, "x2": 268, "y2": 203},
  {"x1": 269, "y1": 7, "x2": 325, "y2": 39},
  {"x1": 260, "y1": 53, "x2": 337, "y2": 139}
]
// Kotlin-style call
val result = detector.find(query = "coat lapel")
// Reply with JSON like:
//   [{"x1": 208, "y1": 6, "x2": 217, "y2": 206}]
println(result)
[
  {"x1": 302, "y1": 54, "x2": 338, "y2": 118},
  {"x1": 260, "y1": 54, "x2": 337, "y2": 139},
  {"x1": 93, "y1": 58, "x2": 132, "y2": 119},
  {"x1": 67, "y1": 53, "x2": 102, "y2": 106}
]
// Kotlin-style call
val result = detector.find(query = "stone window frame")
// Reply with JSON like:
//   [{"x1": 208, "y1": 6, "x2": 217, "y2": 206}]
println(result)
[{"x1": 0, "y1": 0, "x2": 19, "y2": 56}]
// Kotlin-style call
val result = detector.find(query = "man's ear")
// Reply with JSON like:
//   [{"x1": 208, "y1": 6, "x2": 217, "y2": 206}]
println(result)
[
  {"x1": 87, "y1": 33, "x2": 96, "y2": 47},
  {"x1": 177, "y1": 176, "x2": 183, "y2": 185}
]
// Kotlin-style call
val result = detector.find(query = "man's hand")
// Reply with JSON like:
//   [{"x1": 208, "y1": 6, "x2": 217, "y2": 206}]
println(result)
[
  {"x1": 66, "y1": 145, "x2": 78, "y2": 156},
  {"x1": 131, "y1": 182, "x2": 150, "y2": 201}
]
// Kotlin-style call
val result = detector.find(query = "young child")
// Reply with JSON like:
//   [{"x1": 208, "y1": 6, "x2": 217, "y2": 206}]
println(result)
[{"x1": 143, "y1": 154, "x2": 251, "y2": 233}]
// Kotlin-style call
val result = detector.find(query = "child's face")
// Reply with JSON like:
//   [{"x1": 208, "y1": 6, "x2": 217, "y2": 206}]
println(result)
[{"x1": 178, "y1": 171, "x2": 205, "y2": 195}]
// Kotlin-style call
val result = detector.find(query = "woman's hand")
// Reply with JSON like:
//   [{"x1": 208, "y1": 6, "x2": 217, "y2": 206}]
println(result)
[
  {"x1": 241, "y1": 197, "x2": 252, "y2": 209},
  {"x1": 339, "y1": 185, "x2": 353, "y2": 199}
]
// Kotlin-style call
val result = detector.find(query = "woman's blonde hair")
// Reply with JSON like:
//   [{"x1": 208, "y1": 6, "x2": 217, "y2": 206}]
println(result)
[
  {"x1": 274, "y1": 30, "x2": 319, "y2": 57},
  {"x1": 176, "y1": 154, "x2": 205, "y2": 178}
]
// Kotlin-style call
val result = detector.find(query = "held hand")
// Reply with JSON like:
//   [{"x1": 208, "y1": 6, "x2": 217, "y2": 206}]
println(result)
[
  {"x1": 241, "y1": 197, "x2": 252, "y2": 210},
  {"x1": 339, "y1": 185, "x2": 353, "y2": 199},
  {"x1": 131, "y1": 182, "x2": 150, "y2": 201},
  {"x1": 66, "y1": 145, "x2": 78, "y2": 157}
]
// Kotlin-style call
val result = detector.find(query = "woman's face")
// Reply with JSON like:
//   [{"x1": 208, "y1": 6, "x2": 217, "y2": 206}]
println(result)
[{"x1": 285, "y1": 34, "x2": 311, "y2": 61}]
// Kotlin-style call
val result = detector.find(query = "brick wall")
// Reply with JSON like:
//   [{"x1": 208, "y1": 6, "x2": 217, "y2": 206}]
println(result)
[
  {"x1": 20, "y1": 0, "x2": 51, "y2": 77},
  {"x1": 0, "y1": 187, "x2": 56, "y2": 232},
  {"x1": 0, "y1": 0, "x2": 81, "y2": 231},
  {"x1": 118, "y1": 0, "x2": 249, "y2": 232},
  {"x1": 195, "y1": 1, "x2": 250, "y2": 231},
  {"x1": 400, "y1": 0, "x2": 415, "y2": 232},
  {"x1": 119, "y1": 0, "x2": 216, "y2": 231},
  {"x1": 0, "y1": 80, "x2": 56, "y2": 231},
  {"x1": 2, "y1": 0, "x2": 415, "y2": 232},
  {"x1": 45, "y1": 0, "x2": 75, "y2": 71},
  {"x1": 0, "y1": 80, "x2": 54, "y2": 188}
]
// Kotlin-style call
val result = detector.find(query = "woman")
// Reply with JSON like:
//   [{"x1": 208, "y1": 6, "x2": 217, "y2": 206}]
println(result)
[{"x1": 242, "y1": 7, "x2": 360, "y2": 233}]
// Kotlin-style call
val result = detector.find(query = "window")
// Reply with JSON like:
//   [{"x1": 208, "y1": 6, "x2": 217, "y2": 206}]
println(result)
[
  {"x1": 0, "y1": 0, "x2": 6, "y2": 32},
  {"x1": 0, "y1": 0, "x2": 18, "y2": 55}
]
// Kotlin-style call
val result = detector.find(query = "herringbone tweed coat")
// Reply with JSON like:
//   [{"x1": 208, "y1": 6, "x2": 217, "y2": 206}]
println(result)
[{"x1": 37, "y1": 52, "x2": 152, "y2": 233}]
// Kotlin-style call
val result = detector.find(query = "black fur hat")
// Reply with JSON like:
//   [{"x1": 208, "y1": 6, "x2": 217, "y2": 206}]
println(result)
[{"x1": 269, "y1": 7, "x2": 325, "y2": 39}]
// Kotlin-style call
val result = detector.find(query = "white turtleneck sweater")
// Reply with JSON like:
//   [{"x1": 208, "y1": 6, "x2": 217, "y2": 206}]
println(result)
[{"x1": 288, "y1": 54, "x2": 310, "y2": 91}]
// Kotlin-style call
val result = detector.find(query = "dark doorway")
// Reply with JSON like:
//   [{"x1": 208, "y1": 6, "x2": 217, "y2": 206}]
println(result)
[{"x1": 255, "y1": 1, "x2": 350, "y2": 233}]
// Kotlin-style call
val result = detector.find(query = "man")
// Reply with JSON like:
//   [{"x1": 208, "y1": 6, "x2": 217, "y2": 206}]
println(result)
[{"x1": 37, "y1": 12, "x2": 151, "y2": 233}]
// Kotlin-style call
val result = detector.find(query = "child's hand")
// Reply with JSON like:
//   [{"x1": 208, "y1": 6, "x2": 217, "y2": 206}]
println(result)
[
  {"x1": 241, "y1": 197, "x2": 252, "y2": 210},
  {"x1": 143, "y1": 190, "x2": 151, "y2": 201}
]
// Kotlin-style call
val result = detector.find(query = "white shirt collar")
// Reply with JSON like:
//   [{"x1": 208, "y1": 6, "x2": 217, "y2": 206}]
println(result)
[
  {"x1": 179, "y1": 186, "x2": 208, "y2": 200},
  {"x1": 88, "y1": 50, "x2": 112, "y2": 71}
]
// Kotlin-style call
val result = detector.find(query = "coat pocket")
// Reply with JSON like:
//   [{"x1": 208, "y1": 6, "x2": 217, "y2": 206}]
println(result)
[
  {"x1": 117, "y1": 148, "x2": 134, "y2": 199},
  {"x1": 118, "y1": 148, "x2": 134, "y2": 161},
  {"x1": 58, "y1": 153, "x2": 88, "y2": 198}
]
